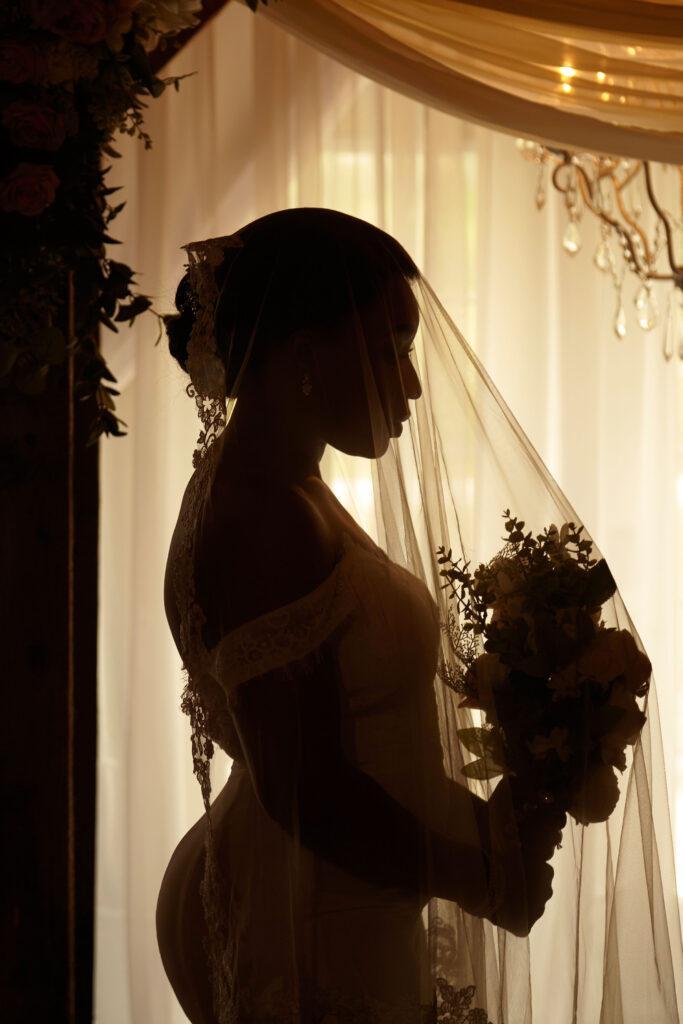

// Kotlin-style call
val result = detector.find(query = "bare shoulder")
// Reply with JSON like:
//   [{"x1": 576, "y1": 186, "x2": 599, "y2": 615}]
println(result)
[{"x1": 197, "y1": 473, "x2": 342, "y2": 642}]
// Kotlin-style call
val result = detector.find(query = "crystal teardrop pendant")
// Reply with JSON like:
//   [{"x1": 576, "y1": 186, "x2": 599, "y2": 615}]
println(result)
[
  {"x1": 535, "y1": 186, "x2": 546, "y2": 210},
  {"x1": 594, "y1": 242, "x2": 610, "y2": 272},
  {"x1": 614, "y1": 305, "x2": 627, "y2": 339},
  {"x1": 635, "y1": 286, "x2": 657, "y2": 331},
  {"x1": 562, "y1": 220, "x2": 581, "y2": 255}
]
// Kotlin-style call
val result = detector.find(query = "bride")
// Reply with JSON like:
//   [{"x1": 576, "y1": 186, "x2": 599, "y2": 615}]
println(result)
[{"x1": 155, "y1": 209, "x2": 678, "y2": 1024}]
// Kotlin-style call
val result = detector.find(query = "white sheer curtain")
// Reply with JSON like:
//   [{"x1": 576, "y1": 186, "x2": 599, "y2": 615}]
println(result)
[{"x1": 96, "y1": 3, "x2": 683, "y2": 1022}]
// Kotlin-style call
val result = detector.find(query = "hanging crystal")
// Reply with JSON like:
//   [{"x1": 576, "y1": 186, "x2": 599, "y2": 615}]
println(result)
[
  {"x1": 614, "y1": 304, "x2": 627, "y2": 339},
  {"x1": 562, "y1": 219, "x2": 581, "y2": 255},
  {"x1": 535, "y1": 162, "x2": 546, "y2": 210},
  {"x1": 594, "y1": 241, "x2": 611, "y2": 272},
  {"x1": 663, "y1": 291, "x2": 677, "y2": 361},
  {"x1": 635, "y1": 284, "x2": 658, "y2": 331}
]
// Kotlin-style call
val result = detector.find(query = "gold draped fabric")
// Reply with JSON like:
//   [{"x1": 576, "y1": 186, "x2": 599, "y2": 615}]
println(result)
[{"x1": 260, "y1": 0, "x2": 683, "y2": 162}]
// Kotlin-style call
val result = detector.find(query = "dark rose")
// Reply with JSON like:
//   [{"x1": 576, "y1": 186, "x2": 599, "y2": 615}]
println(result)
[
  {"x1": 2, "y1": 100, "x2": 67, "y2": 151},
  {"x1": 568, "y1": 761, "x2": 620, "y2": 825},
  {"x1": 28, "y1": 0, "x2": 109, "y2": 45},
  {"x1": 45, "y1": 40, "x2": 100, "y2": 84},
  {"x1": 0, "y1": 163, "x2": 60, "y2": 217},
  {"x1": 26, "y1": 0, "x2": 65, "y2": 32},
  {"x1": 0, "y1": 41, "x2": 43, "y2": 84}
]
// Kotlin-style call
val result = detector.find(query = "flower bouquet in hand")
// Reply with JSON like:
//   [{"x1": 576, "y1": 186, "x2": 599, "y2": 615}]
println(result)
[{"x1": 437, "y1": 512, "x2": 651, "y2": 826}]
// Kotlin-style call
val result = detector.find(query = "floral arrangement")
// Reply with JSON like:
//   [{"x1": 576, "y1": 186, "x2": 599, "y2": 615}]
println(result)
[
  {"x1": 438, "y1": 513, "x2": 651, "y2": 826},
  {"x1": 0, "y1": 0, "x2": 269, "y2": 443}
]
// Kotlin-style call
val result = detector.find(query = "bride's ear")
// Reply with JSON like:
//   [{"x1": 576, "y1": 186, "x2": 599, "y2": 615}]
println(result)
[{"x1": 287, "y1": 329, "x2": 320, "y2": 392}]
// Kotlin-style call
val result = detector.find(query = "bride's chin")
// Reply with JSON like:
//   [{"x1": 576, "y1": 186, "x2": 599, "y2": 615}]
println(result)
[{"x1": 332, "y1": 430, "x2": 391, "y2": 460}]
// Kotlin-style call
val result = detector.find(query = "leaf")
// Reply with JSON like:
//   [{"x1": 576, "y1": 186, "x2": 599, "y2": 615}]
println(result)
[
  {"x1": 114, "y1": 295, "x2": 152, "y2": 322},
  {"x1": 102, "y1": 143, "x2": 122, "y2": 159},
  {"x1": 461, "y1": 758, "x2": 506, "y2": 781},
  {"x1": 107, "y1": 201, "x2": 127, "y2": 220},
  {"x1": 584, "y1": 559, "x2": 617, "y2": 606},
  {"x1": 458, "y1": 727, "x2": 491, "y2": 757},
  {"x1": 99, "y1": 313, "x2": 119, "y2": 332}
]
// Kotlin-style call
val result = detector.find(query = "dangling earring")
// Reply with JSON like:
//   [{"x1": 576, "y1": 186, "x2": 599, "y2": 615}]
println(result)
[{"x1": 301, "y1": 372, "x2": 313, "y2": 397}]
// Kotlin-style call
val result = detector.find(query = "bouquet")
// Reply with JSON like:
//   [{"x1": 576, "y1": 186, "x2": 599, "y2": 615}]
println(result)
[{"x1": 438, "y1": 512, "x2": 651, "y2": 826}]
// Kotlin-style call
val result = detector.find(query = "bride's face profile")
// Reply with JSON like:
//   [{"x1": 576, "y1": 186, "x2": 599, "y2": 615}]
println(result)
[
  {"x1": 216, "y1": 263, "x2": 422, "y2": 484},
  {"x1": 312, "y1": 274, "x2": 422, "y2": 459}
]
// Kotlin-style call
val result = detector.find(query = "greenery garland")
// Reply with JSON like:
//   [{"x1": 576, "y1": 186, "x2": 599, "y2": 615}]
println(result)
[{"x1": 0, "y1": 0, "x2": 270, "y2": 444}]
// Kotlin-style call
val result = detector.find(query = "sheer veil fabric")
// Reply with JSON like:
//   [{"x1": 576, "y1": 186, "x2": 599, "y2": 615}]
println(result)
[{"x1": 163, "y1": 211, "x2": 682, "y2": 1024}]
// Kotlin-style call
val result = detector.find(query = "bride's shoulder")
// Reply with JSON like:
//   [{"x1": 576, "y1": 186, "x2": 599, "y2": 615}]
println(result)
[{"x1": 198, "y1": 473, "x2": 343, "y2": 639}]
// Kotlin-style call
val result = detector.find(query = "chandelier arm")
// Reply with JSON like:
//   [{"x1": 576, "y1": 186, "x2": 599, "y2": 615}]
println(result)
[
  {"x1": 569, "y1": 160, "x2": 648, "y2": 277},
  {"x1": 642, "y1": 161, "x2": 682, "y2": 282},
  {"x1": 612, "y1": 173, "x2": 654, "y2": 268}
]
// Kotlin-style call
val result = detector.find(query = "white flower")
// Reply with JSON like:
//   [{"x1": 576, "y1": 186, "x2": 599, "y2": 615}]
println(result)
[{"x1": 137, "y1": 0, "x2": 203, "y2": 49}]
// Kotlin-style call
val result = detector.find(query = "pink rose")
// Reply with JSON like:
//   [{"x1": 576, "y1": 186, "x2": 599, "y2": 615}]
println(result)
[
  {"x1": 0, "y1": 163, "x2": 60, "y2": 217},
  {"x1": 0, "y1": 41, "x2": 43, "y2": 84},
  {"x1": 2, "y1": 100, "x2": 67, "y2": 151}
]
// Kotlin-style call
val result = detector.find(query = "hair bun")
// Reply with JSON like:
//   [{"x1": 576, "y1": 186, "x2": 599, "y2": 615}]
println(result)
[
  {"x1": 165, "y1": 309, "x2": 195, "y2": 374},
  {"x1": 165, "y1": 273, "x2": 197, "y2": 374}
]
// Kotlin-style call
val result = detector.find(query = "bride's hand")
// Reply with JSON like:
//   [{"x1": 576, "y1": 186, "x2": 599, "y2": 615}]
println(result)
[{"x1": 486, "y1": 783, "x2": 565, "y2": 937}]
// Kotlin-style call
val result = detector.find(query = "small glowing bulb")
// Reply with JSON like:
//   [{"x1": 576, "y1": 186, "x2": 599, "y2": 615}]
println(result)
[
  {"x1": 619, "y1": 95, "x2": 626, "y2": 103},
  {"x1": 627, "y1": 46, "x2": 637, "y2": 55},
  {"x1": 601, "y1": 91, "x2": 611, "y2": 102},
  {"x1": 596, "y1": 71, "x2": 606, "y2": 82},
  {"x1": 561, "y1": 82, "x2": 573, "y2": 94},
  {"x1": 559, "y1": 65, "x2": 576, "y2": 78}
]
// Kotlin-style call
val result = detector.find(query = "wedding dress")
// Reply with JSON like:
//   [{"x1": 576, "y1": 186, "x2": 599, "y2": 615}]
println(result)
[
  {"x1": 156, "y1": 211, "x2": 683, "y2": 1024},
  {"x1": 159, "y1": 464, "x2": 461, "y2": 1022}
]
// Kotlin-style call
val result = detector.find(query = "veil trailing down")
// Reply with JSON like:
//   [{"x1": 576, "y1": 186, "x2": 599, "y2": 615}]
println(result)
[{"x1": 157, "y1": 208, "x2": 682, "y2": 1024}]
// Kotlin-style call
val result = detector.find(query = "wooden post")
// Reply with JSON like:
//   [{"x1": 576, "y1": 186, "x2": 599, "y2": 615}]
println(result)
[{"x1": 0, "y1": 317, "x2": 99, "y2": 1023}]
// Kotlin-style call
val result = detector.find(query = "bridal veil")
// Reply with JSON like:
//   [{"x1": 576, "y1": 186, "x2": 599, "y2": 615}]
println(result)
[{"x1": 167, "y1": 208, "x2": 682, "y2": 1024}]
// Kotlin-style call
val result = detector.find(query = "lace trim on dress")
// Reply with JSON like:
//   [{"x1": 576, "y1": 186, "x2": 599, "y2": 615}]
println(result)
[{"x1": 210, "y1": 531, "x2": 363, "y2": 693}]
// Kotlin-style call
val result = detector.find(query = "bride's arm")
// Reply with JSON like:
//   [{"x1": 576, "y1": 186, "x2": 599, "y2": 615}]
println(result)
[{"x1": 216, "y1": 487, "x2": 551, "y2": 935}]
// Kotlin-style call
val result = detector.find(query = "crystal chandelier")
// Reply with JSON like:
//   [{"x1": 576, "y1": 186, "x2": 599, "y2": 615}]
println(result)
[{"x1": 517, "y1": 140, "x2": 683, "y2": 360}]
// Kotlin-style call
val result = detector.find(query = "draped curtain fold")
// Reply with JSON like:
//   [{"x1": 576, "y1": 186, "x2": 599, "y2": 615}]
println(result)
[
  {"x1": 97, "y1": 3, "x2": 683, "y2": 1022},
  {"x1": 259, "y1": 0, "x2": 683, "y2": 161}
]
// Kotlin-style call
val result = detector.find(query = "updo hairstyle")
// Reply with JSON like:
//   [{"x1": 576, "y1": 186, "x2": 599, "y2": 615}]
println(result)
[{"x1": 165, "y1": 208, "x2": 418, "y2": 396}]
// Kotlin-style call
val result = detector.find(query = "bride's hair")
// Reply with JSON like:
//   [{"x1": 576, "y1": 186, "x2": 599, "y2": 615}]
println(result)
[{"x1": 165, "y1": 208, "x2": 418, "y2": 393}]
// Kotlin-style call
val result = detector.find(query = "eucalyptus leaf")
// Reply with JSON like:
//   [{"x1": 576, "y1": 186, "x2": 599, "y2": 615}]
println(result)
[{"x1": 462, "y1": 758, "x2": 506, "y2": 781}]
